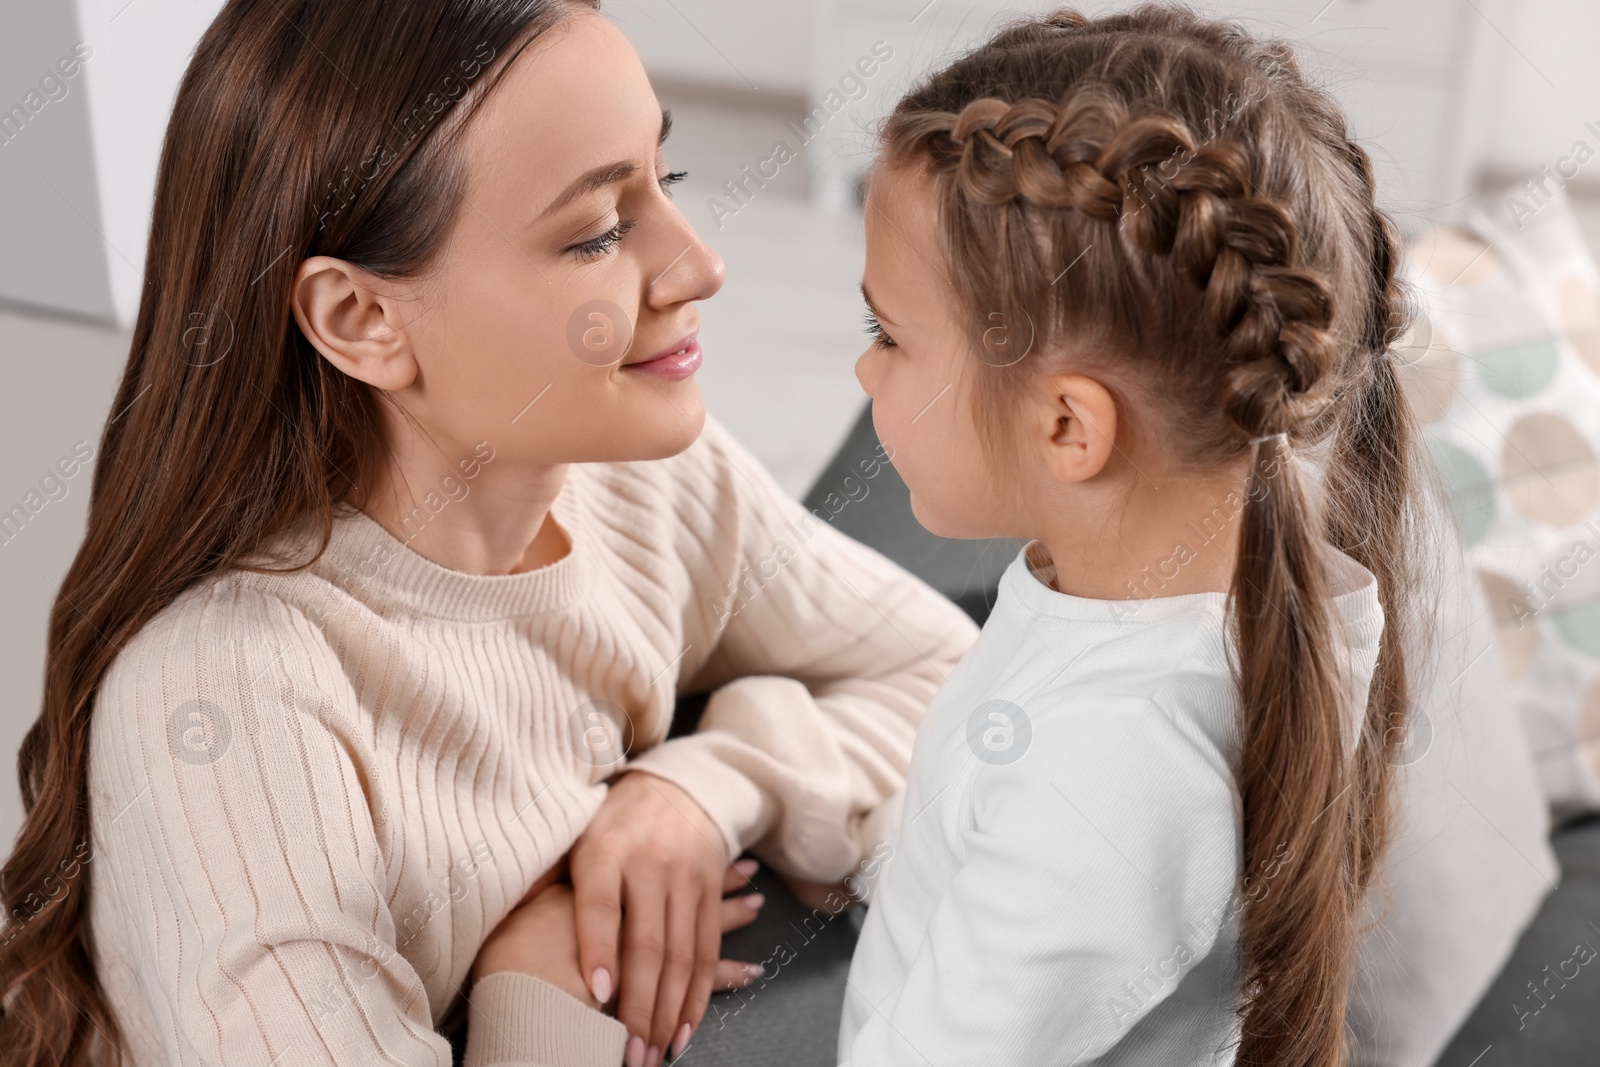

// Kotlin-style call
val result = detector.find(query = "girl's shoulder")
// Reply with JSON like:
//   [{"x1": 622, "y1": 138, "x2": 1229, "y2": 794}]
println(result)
[
  {"x1": 982, "y1": 548, "x2": 1238, "y2": 725},
  {"x1": 983, "y1": 542, "x2": 1384, "y2": 773},
  {"x1": 951, "y1": 586, "x2": 1239, "y2": 800}
]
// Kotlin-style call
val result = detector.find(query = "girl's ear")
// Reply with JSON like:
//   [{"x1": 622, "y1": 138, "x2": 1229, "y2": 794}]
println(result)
[
  {"x1": 291, "y1": 255, "x2": 419, "y2": 391},
  {"x1": 1036, "y1": 373, "x2": 1118, "y2": 485}
]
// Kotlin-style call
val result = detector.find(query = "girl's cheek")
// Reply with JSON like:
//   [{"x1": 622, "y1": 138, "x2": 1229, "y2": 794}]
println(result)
[{"x1": 878, "y1": 367, "x2": 919, "y2": 437}]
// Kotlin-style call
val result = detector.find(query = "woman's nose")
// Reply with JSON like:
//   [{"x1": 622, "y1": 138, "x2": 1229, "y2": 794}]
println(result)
[{"x1": 648, "y1": 218, "x2": 725, "y2": 309}]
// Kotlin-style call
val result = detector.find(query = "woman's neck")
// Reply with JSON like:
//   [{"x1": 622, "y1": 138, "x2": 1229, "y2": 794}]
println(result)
[{"x1": 361, "y1": 428, "x2": 572, "y2": 577}]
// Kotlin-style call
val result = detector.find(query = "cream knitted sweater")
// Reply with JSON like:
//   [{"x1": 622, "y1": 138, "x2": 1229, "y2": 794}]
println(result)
[{"x1": 83, "y1": 415, "x2": 979, "y2": 1067}]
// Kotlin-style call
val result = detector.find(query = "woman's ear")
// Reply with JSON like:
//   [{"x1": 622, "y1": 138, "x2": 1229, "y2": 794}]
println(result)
[
  {"x1": 290, "y1": 255, "x2": 419, "y2": 391},
  {"x1": 1035, "y1": 373, "x2": 1118, "y2": 485}
]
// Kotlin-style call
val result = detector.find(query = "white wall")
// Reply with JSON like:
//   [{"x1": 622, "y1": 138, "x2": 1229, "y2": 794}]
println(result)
[
  {"x1": 0, "y1": 0, "x2": 226, "y2": 329},
  {"x1": 1477, "y1": 0, "x2": 1600, "y2": 188},
  {"x1": 80, "y1": 0, "x2": 230, "y2": 330},
  {"x1": 625, "y1": 0, "x2": 1600, "y2": 228},
  {"x1": 0, "y1": 2, "x2": 112, "y2": 322},
  {"x1": 10, "y1": 0, "x2": 1599, "y2": 328},
  {"x1": 609, "y1": 0, "x2": 815, "y2": 94},
  {"x1": 799, "y1": 0, "x2": 1511, "y2": 229}
]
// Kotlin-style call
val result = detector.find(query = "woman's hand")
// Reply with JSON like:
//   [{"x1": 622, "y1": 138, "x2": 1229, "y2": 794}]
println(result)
[
  {"x1": 570, "y1": 770, "x2": 758, "y2": 1066},
  {"x1": 473, "y1": 857, "x2": 767, "y2": 1062}
]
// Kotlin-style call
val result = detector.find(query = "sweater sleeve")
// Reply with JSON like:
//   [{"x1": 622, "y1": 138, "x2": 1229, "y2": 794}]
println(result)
[
  {"x1": 85, "y1": 581, "x2": 627, "y2": 1067},
  {"x1": 623, "y1": 416, "x2": 981, "y2": 881},
  {"x1": 838, "y1": 694, "x2": 1242, "y2": 1066}
]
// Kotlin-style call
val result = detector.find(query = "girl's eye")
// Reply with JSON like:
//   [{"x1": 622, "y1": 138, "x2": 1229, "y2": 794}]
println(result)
[
  {"x1": 659, "y1": 170, "x2": 688, "y2": 196},
  {"x1": 864, "y1": 311, "x2": 898, "y2": 348},
  {"x1": 569, "y1": 217, "x2": 637, "y2": 261}
]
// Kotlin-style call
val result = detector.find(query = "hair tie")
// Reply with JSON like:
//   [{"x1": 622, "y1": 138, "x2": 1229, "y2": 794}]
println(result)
[{"x1": 1250, "y1": 432, "x2": 1289, "y2": 448}]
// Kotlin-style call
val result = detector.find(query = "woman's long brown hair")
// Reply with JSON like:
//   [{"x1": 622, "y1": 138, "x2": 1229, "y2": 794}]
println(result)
[
  {"x1": 0, "y1": 1, "x2": 594, "y2": 1062},
  {"x1": 879, "y1": 6, "x2": 1423, "y2": 1065}
]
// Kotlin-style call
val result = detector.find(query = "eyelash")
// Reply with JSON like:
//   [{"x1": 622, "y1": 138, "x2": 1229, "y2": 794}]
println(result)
[
  {"x1": 864, "y1": 311, "x2": 898, "y2": 348},
  {"x1": 571, "y1": 218, "x2": 637, "y2": 260},
  {"x1": 567, "y1": 171, "x2": 689, "y2": 260}
]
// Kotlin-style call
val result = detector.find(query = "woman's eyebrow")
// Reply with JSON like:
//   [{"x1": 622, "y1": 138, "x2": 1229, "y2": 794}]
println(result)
[{"x1": 533, "y1": 110, "x2": 673, "y2": 223}]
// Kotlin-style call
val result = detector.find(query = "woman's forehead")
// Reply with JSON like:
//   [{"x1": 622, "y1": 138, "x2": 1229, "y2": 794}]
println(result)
[{"x1": 460, "y1": 13, "x2": 660, "y2": 202}]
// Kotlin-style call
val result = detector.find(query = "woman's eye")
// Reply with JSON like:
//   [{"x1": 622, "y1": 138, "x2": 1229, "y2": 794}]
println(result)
[
  {"x1": 569, "y1": 217, "x2": 637, "y2": 261},
  {"x1": 864, "y1": 311, "x2": 898, "y2": 348},
  {"x1": 659, "y1": 170, "x2": 688, "y2": 196}
]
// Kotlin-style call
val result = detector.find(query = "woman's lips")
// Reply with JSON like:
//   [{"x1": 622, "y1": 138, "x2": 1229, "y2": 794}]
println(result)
[{"x1": 622, "y1": 333, "x2": 701, "y2": 381}]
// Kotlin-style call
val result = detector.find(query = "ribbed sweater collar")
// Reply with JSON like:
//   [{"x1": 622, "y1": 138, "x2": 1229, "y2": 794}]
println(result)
[{"x1": 309, "y1": 482, "x2": 590, "y2": 623}]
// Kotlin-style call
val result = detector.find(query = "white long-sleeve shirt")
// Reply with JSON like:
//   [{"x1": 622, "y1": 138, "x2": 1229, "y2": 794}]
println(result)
[{"x1": 838, "y1": 540, "x2": 1384, "y2": 1066}]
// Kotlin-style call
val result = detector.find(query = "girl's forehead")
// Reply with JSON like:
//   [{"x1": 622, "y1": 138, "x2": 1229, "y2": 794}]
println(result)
[
  {"x1": 864, "y1": 171, "x2": 953, "y2": 314},
  {"x1": 864, "y1": 168, "x2": 938, "y2": 256}
]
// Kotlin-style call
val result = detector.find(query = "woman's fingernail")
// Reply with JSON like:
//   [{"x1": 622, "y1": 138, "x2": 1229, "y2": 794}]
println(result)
[
  {"x1": 734, "y1": 858, "x2": 759, "y2": 877},
  {"x1": 646, "y1": 1044, "x2": 662, "y2": 1067},
  {"x1": 625, "y1": 1035, "x2": 645, "y2": 1067},
  {"x1": 670, "y1": 1022, "x2": 692, "y2": 1059},
  {"x1": 744, "y1": 893, "x2": 765, "y2": 911},
  {"x1": 590, "y1": 967, "x2": 612, "y2": 1003},
  {"x1": 745, "y1": 962, "x2": 765, "y2": 978}
]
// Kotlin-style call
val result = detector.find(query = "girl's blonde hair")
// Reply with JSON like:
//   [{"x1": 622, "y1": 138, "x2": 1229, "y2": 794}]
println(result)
[{"x1": 878, "y1": 6, "x2": 1424, "y2": 1064}]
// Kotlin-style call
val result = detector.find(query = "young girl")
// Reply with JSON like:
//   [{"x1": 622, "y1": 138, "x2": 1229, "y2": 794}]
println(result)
[
  {"x1": 0, "y1": 2, "x2": 978, "y2": 1066},
  {"x1": 837, "y1": 6, "x2": 1422, "y2": 1066}
]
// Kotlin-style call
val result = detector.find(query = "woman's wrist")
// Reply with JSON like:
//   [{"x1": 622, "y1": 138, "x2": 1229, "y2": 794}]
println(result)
[
  {"x1": 472, "y1": 882, "x2": 606, "y2": 1011},
  {"x1": 464, "y1": 972, "x2": 629, "y2": 1067}
]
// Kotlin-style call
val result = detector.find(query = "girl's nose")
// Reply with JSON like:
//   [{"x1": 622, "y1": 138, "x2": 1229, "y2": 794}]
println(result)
[{"x1": 855, "y1": 347, "x2": 881, "y2": 397}]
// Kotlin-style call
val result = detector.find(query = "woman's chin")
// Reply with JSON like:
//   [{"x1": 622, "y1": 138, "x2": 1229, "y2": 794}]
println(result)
[{"x1": 600, "y1": 390, "x2": 707, "y2": 462}]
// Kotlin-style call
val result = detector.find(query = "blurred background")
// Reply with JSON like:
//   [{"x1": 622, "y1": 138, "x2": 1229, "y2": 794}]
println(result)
[{"x1": 2, "y1": 0, "x2": 1599, "y2": 856}]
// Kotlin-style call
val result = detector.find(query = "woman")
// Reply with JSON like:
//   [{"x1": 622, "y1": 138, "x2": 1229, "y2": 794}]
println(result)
[{"x1": 0, "y1": 2, "x2": 978, "y2": 1066}]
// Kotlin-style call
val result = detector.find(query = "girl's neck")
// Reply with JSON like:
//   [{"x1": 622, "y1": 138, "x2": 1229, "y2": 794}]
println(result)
[{"x1": 1031, "y1": 473, "x2": 1244, "y2": 602}]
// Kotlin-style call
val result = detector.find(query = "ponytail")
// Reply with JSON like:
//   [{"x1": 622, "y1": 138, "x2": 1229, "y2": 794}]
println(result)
[
  {"x1": 1229, "y1": 433, "x2": 1357, "y2": 1067},
  {"x1": 1320, "y1": 146, "x2": 1425, "y2": 897}
]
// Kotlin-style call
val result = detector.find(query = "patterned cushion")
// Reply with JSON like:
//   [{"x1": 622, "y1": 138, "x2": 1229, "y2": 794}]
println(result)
[{"x1": 1398, "y1": 184, "x2": 1600, "y2": 821}]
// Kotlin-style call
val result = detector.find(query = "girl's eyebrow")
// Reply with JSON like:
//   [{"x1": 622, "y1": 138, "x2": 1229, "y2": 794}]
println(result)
[
  {"x1": 533, "y1": 110, "x2": 674, "y2": 223},
  {"x1": 860, "y1": 282, "x2": 898, "y2": 324}
]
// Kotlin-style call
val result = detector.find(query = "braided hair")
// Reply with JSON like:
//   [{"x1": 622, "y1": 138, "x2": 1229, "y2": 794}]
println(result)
[{"x1": 878, "y1": 6, "x2": 1424, "y2": 1066}]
